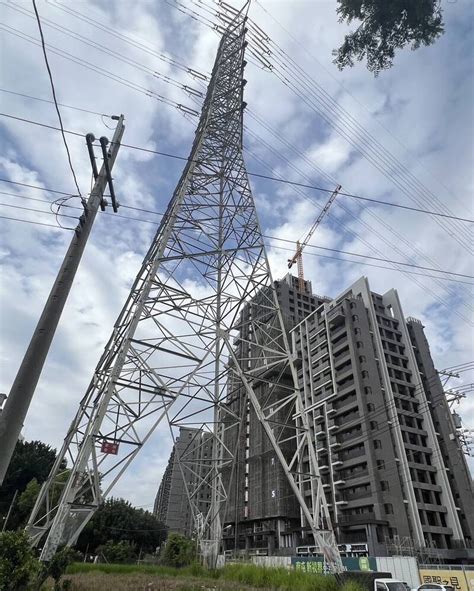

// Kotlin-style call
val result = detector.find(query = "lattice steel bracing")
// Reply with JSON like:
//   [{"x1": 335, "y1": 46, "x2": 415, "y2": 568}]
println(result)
[{"x1": 26, "y1": 7, "x2": 342, "y2": 571}]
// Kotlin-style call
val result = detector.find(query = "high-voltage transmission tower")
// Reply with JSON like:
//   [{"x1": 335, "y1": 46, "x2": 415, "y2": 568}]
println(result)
[{"x1": 26, "y1": 6, "x2": 342, "y2": 572}]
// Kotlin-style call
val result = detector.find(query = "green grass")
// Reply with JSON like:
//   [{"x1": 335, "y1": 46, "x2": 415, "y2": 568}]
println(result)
[
  {"x1": 66, "y1": 562, "x2": 364, "y2": 591},
  {"x1": 66, "y1": 562, "x2": 205, "y2": 577}
]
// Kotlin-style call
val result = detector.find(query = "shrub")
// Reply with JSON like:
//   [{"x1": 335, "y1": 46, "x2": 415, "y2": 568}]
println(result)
[
  {"x1": 47, "y1": 547, "x2": 80, "y2": 590},
  {"x1": 95, "y1": 540, "x2": 137, "y2": 564},
  {"x1": 161, "y1": 534, "x2": 196, "y2": 568},
  {"x1": 0, "y1": 530, "x2": 40, "y2": 591}
]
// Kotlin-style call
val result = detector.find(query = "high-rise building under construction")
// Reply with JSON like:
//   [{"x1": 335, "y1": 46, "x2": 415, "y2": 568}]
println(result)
[
  {"x1": 154, "y1": 427, "x2": 213, "y2": 537},
  {"x1": 221, "y1": 275, "x2": 473, "y2": 560}
]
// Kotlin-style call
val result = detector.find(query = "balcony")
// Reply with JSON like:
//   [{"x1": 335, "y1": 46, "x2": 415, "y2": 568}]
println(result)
[
  {"x1": 328, "y1": 305, "x2": 345, "y2": 327},
  {"x1": 334, "y1": 379, "x2": 356, "y2": 397},
  {"x1": 337, "y1": 513, "x2": 387, "y2": 526}
]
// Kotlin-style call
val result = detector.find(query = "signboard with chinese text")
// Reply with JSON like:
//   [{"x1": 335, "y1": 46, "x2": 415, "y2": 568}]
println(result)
[
  {"x1": 419, "y1": 569, "x2": 472, "y2": 591},
  {"x1": 291, "y1": 556, "x2": 377, "y2": 573}
]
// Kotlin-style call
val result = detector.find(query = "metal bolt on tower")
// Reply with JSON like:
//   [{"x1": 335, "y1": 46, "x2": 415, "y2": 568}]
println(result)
[{"x1": 26, "y1": 5, "x2": 342, "y2": 572}]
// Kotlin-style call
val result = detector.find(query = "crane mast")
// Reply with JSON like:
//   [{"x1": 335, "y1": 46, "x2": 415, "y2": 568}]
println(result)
[{"x1": 288, "y1": 185, "x2": 342, "y2": 291}]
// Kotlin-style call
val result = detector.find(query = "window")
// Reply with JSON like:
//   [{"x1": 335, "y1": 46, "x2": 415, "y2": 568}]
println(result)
[
  {"x1": 359, "y1": 355, "x2": 366, "y2": 363},
  {"x1": 380, "y1": 481, "x2": 389, "y2": 491},
  {"x1": 377, "y1": 459, "x2": 385, "y2": 470},
  {"x1": 384, "y1": 503, "x2": 394, "y2": 514},
  {"x1": 370, "y1": 421, "x2": 378, "y2": 430},
  {"x1": 386, "y1": 584, "x2": 411, "y2": 591},
  {"x1": 352, "y1": 314, "x2": 359, "y2": 322},
  {"x1": 354, "y1": 328, "x2": 361, "y2": 335},
  {"x1": 364, "y1": 386, "x2": 372, "y2": 395},
  {"x1": 362, "y1": 370, "x2": 369, "y2": 378},
  {"x1": 374, "y1": 440, "x2": 382, "y2": 449},
  {"x1": 356, "y1": 341, "x2": 364, "y2": 349},
  {"x1": 367, "y1": 403, "x2": 375, "y2": 412}
]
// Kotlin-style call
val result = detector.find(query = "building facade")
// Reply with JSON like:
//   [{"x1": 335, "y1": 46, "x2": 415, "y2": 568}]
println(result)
[
  {"x1": 154, "y1": 427, "x2": 213, "y2": 537},
  {"x1": 292, "y1": 276, "x2": 473, "y2": 560},
  {"x1": 222, "y1": 274, "x2": 330, "y2": 554}
]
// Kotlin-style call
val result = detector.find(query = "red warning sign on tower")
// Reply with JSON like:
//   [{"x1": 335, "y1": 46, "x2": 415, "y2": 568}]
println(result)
[{"x1": 101, "y1": 440, "x2": 119, "y2": 455}]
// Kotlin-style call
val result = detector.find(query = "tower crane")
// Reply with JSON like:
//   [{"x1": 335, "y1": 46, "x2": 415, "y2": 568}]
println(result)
[{"x1": 288, "y1": 184, "x2": 342, "y2": 291}]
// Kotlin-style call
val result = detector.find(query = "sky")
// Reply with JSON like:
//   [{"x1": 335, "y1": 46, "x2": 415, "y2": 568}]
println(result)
[{"x1": 0, "y1": 0, "x2": 472, "y2": 511}]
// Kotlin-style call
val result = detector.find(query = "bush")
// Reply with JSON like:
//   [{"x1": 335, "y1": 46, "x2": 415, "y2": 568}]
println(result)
[
  {"x1": 95, "y1": 540, "x2": 137, "y2": 564},
  {"x1": 47, "y1": 547, "x2": 80, "y2": 590},
  {"x1": 0, "y1": 530, "x2": 40, "y2": 591},
  {"x1": 160, "y1": 534, "x2": 196, "y2": 568}
]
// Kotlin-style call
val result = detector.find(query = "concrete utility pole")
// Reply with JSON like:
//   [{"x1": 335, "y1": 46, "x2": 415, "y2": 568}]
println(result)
[{"x1": 0, "y1": 116, "x2": 125, "y2": 485}]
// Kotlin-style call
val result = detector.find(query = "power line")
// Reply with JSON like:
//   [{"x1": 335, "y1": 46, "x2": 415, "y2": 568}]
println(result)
[
  {"x1": 1, "y1": 24, "x2": 198, "y2": 118},
  {"x1": 1, "y1": 187, "x2": 471, "y2": 286},
  {"x1": 31, "y1": 0, "x2": 83, "y2": 201},
  {"x1": 269, "y1": 245, "x2": 472, "y2": 286},
  {"x1": 0, "y1": 191, "x2": 162, "y2": 227},
  {"x1": 264, "y1": 235, "x2": 474, "y2": 280},
  {"x1": 1, "y1": 111, "x2": 472, "y2": 224},
  {"x1": 0, "y1": 201, "x2": 78, "y2": 220},
  {"x1": 0, "y1": 177, "x2": 76, "y2": 196},
  {"x1": 249, "y1": 171, "x2": 474, "y2": 224},
  {"x1": 4, "y1": 3, "x2": 204, "y2": 100},
  {"x1": 49, "y1": 0, "x2": 209, "y2": 83},
  {"x1": 0, "y1": 88, "x2": 113, "y2": 119},
  {"x1": 1, "y1": 181, "x2": 470, "y2": 280},
  {"x1": 0, "y1": 214, "x2": 74, "y2": 230}
]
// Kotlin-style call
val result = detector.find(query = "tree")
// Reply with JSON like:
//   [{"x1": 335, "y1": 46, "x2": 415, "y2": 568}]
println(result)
[
  {"x1": 0, "y1": 440, "x2": 64, "y2": 527},
  {"x1": 13, "y1": 478, "x2": 41, "y2": 530},
  {"x1": 161, "y1": 533, "x2": 196, "y2": 568},
  {"x1": 76, "y1": 498, "x2": 167, "y2": 555},
  {"x1": 333, "y1": 0, "x2": 444, "y2": 74}
]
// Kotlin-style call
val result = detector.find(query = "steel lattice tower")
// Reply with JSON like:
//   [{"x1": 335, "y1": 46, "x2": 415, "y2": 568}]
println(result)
[{"x1": 26, "y1": 7, "x2": 342, "y2": 571}]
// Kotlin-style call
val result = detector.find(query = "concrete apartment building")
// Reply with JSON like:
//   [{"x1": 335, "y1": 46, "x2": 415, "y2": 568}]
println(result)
[
  {"x1": 222, "y1": 275, "x2": 473, "y2": 560},
  {"x1": 154, "y1": 427, "x2": 213, "y2": 537},
  {"x1": 292, "y1": 276, "x2": 473, "y2": 560}
]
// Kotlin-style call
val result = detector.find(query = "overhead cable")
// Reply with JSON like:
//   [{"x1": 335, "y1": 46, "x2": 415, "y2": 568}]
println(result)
[{"x1": 31, "y1": 0, "x2": 83, "y2": 201}]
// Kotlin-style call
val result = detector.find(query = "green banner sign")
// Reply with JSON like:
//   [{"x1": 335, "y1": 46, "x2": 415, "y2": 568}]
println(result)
[{"x1": 291, "y1": 556, "x2": 377, "y2": 573}]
